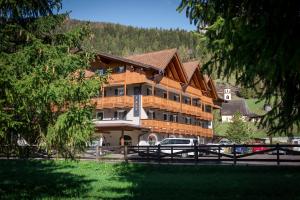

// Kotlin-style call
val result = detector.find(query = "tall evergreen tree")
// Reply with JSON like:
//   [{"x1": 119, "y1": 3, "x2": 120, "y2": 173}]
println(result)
[
  {"x1": 178, "y1": 0, "x2": 300, "y2": 134},
  {"x1": 0, "y1": 0, "x2": 106, "y2": 158}
]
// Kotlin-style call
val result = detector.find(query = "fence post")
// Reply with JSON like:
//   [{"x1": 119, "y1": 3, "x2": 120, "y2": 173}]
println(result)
[
  {"x1": 194, "y1": 143, "x2": 198, "y2": 164},
  {"x1": 233, "y1": 144, "x2": 237, "y2": 165},
  {"x1": 276, "y1": 143, "x2": 280, "y2": 166},
  {"x1": 157, "y1": 144, "x2": 161, "y2": 164},
  {"x1": 6, "y1": 145, "x2": 10, "y2": 159},
  {"x1": 218, "y1": 145, "x2": 221, "y2": 162},
  {"x1": 96, "y1": 146, "x2": 99, "y2": 160},
  {"x1": 171, "y1": 146, "x2": 173, "y2": 162},
  {"x1": 124, "y1": 145, "x2": 128, "y2": 163},
  {"x1": 147, "y1": 146, "x2": 149, "y2": 162}
]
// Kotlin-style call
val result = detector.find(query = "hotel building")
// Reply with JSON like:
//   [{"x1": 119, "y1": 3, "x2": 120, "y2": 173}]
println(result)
[{"x1": 89, "y1": 49, "x2": 220, "y2": 146}]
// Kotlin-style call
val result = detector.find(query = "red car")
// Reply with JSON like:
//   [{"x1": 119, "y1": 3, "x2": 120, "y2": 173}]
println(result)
[{"x1": 252, "y1": 145, "x2": 268, "y2": 153}]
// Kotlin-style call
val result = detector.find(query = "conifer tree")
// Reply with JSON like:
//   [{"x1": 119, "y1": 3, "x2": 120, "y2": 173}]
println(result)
[
  {"x1": 0, "y1": 0, "x2": 106, "y2": 158},
  {"x1": 226, "y1": 112, "x2": 251, "y2": 143}
]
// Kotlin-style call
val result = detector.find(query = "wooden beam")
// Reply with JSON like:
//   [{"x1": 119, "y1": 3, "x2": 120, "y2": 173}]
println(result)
[
  {"x1": 169, "y1": 62, "x2": 181, "y2": 82},
  {"x1": 173, "y1": 54, "x2": 188, "y2": 83}
]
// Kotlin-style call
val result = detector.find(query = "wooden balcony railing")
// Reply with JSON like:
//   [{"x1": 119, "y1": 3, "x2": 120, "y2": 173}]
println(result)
[
  {"x1": 143, "y1": 96, "x2": 213, "y2": 120},
  {"x1": 107, "y1": 71, "x2": 147, "y2": 85},
  {"x1": 92, "y1": 96, "x2": 134, "y2": 109},
  {"x1": 141, "y1": 119, "x2": 213, "y2": 137}
]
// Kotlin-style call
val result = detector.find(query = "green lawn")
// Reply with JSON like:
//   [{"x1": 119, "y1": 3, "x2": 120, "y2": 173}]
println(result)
[{"x1": 1, "y1": 160, "x2": 300, "y2": 200}]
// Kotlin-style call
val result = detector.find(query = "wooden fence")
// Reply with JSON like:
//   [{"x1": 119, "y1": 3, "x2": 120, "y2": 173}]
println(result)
[
  {"x1": 2, "y1": 144, "x2": 300, "y2": 165},
  {"x1": 125, "y1": 144, "x2": 300, "y2": 165}
]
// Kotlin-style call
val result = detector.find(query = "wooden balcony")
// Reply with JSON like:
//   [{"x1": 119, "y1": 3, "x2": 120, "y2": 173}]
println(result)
[
  {"x1": 141, "y1": 119, "x2": 213, "y2": 137},
  {"x1": 107, "y1": 71, "x2": 147, "y2": 85},
  {"x1": 143, "y1": 96, "x2": 213, "y2": 120},
  {"x1": 92, "y1": 96, "x2": 133, "y2": 109}
]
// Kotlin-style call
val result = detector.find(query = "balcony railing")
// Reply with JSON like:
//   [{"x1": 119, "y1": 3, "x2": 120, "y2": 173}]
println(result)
[
  {"x1": 92, "y1": 96, "x2": 133, "y2": 109},
  {"x1": 143, "y1": 96, "x2": 213, "y2": 120},
  {"x1": 141, "y1": 119, "x2": 213, "y2": 137},
  {"x1": 107, "y1": 71, "x2": 147, "y2": 85}
]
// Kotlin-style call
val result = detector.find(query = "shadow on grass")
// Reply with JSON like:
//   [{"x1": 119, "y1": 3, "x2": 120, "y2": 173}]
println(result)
[
  {"x1": 0, "y1": 159, "x2": 94, "y2": 199},
  {"x1": 100, "y1": 163, "x2": 300, "y2": 200}
]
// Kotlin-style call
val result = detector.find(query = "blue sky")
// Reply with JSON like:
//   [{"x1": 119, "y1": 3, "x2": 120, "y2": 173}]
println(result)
[{"x1": 60, "y1": 0, "x2": 196, "y2": 31}]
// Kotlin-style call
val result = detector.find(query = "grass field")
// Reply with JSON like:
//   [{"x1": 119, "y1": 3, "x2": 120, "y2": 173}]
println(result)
[{"x1": 1, "y1": 160, "x2": 300, "y2": 200}]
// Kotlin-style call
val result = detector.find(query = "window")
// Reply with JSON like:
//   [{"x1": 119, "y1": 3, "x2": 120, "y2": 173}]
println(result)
[
  {"x1": 97, "y1": 68, "x2": 106, "y2": 76},
  {"x1": 114, "y1": 110, "x2": 127, "y2": 120},
  {"x1": 184, "y1": 97, "x2": 191, "y2": 104},
  {"x1": 192, "y1": 99, "x2": 201, "y2": 107},
  {"x1": 114, "y1": 66, "x2": 125, "y2": 73},
  {"x1": 173, "y1": 115, "x2": 178, "y2": 122},
  {"x1": 160, "y1": 139, "x2": 171, "y2": 145},
  {"x1": 96, "y1": 112, "x2": 103, "y2": 120},
  {"x1": 184, "y1": 117, "x2": 191, "y2": 124},
  {"x1": 163, "y1": 113, "x2": 168, "y2": 121},
  {"x1": 146, "y1": 87, "x2": 152, "y2": 96},
  {"x1": 147, "y1": 110, "x2": 156, "y2": 119},
  {"x1": 163, "y1": 92, "x2": 167, "y2": 99},
  {"x1": 202, "y1": 120, "x2": 209, "y2": 129},
  {"x1": 114, "y1": 87, "x2": 124, "y2": 96},
  {"x1": 173, "y1": 94, "x2": 180, "y2": 102},
  {"x1": 205, "y1": 105, "x2": 212, "y2": 113},
  {"x1": 169, "y1": 115, "x2": 173, "y2": 122},
  {"x1": 174, "y1": 139, "x2": 190, "y2": 144}
]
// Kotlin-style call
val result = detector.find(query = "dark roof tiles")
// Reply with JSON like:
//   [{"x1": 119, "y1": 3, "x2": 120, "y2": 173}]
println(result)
[{"x1": 221, "y1": 99, "x2": 251, "y2": 116}]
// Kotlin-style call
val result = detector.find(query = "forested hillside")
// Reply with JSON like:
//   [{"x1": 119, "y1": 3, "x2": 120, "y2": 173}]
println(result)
[
  {"x1": 64, "y1": 19, "x2": 206, "y2": 62},
  {"x1": 63, "y1": 19, "x2": 284, "y2": 137}
]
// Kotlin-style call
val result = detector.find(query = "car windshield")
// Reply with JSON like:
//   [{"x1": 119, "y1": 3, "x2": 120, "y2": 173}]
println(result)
[{"x1": 160, "y1": 139, "x2": 171, "y2": 145}]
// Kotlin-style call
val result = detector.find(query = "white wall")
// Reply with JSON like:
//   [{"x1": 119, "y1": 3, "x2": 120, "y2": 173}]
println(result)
[{"x1": 221, "y1": 115, "x2": 248, "y2": 122}]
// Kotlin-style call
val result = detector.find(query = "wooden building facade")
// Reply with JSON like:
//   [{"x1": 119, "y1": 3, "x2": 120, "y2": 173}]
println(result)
[{"x1": 89, "y1": 49, "x2": 219, "y2": 146}]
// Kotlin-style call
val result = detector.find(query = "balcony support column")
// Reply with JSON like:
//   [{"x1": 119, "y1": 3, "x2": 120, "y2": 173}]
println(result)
[
  {"x1": 124, "y1": 68, "x2": 127, "y2": 96},
  {"x1": 120, "y1": 129, "x2": 125, "y2": 146},
  {"x1": 180, "y1": 93, "x2": 182, "y2": 112},
  {"x1": 152, "y1": 84, "x2": 154, "y2": 96}
]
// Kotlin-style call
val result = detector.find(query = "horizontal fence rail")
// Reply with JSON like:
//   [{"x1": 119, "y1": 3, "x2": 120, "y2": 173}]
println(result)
[
  {"x1": 125, "y1": 144, "x2": 300, "y2": 165},
  {"x1": 2, "y1": 144, "x2": 300, "y2": 165}
]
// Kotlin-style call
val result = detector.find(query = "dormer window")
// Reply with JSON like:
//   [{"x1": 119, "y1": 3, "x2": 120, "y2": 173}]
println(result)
[
  {"x1": 97, "y1": 68, "x2": 107, "y2": 76},
  {"x1": 114, "y1": 66, "x2": 125, "y2": 73}
]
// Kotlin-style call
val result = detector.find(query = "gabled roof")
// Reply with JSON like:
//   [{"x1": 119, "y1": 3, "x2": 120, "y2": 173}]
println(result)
[
  {"x1": 182, "y1": 61, "x2": 199, "y2": 81},
  {"x1": 126, "y1": 48, "x2": 177, "y2": 70},
  {"x1": 95, "y1": 52, "x2": 161, "y2": 71},
  {"x1": 221, "y1": 99, "x2": 251, "y2": 116}
]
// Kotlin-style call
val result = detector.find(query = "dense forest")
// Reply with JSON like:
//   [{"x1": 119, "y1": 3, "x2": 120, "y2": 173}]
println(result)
[{"x1": 64, "y1": 19, "x2": 206, "y2": 62}]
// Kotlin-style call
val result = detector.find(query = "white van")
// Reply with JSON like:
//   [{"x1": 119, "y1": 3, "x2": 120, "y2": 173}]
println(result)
[
  {"x1": 292, "y1": 139, "x2": 300, "y2": 152},
  {"x1": 158, "y1": 138, "x2": 198, "y2": 157}
]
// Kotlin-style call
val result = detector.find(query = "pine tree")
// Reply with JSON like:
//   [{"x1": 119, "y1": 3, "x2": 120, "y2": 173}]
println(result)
[
  {"x1": 0, "y1": 0, "x2": 107, "y2": 158},
  {"x1": 226, "y1": 112, "x2": 251, "y2": 143}
]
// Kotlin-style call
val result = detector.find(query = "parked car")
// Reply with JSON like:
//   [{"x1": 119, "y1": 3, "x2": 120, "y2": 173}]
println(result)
[
  {"x1": 291, "y1": 139, "x2": 300, "y2": 152},
  {"x1": 252, "y1": 144, "x2": 268, "y2": 153},
  {"x1": 206, "y1": 143, "x2": 224, "y2": 154},
  {"x1": 158, "y1": 138, "x2": 198, "y2": 157},
  {"x1": 232, "y1": 146, "x2": 249, "y2": 154}
]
